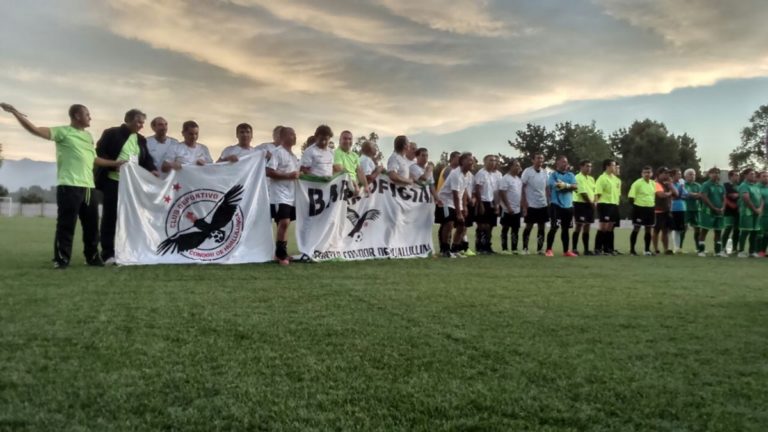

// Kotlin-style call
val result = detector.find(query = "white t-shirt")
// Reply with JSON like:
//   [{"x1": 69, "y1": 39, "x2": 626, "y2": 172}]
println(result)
[
  {"x1": 499, "y1": 174, "x2": 523, "y2": 214},
  {"x1": 300, "y1": 144, "x2": 334, "y2": 177},
  {"x1": 146, "y1": 136, "x2": 179, "y2": 169},
  {"x1": 437, "y1": 168, "x2": 468, "y2": 210},
  {"x1": 266, "y1": 146, "x2": 300, "y2": 205},
  {"x1": 521, "y1": 166, "x2": 549, "y2": 208},
  {"x1": 386, "y1": 153, "x2": 410, "y2": 179},
  {"x1": 254, "y1": 142, "x2": 276, "y2": 152},
  {"x1": 219, "y1": 144, "x2": 256, "y2": 161},
  {"x1": 464, "y1": 172, "x2": 474, "y2": 198},
  {"x1": 359, "y1": 155, "x2": 376, "y2": 176},
  {"x1": 165, "y1": 142, "x2": 213, "y2": 166},
  {"x1": 475, "y1": 169, "x2": 502, "y2": 202},
  {"x1": 409, "y1": 163, "x2": 434, "y2": 184}
]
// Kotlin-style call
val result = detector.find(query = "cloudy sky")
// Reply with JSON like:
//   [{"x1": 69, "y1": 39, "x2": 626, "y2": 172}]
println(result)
[{"x1": 1, "y1": 0, "x2": 767, "y2": 169}]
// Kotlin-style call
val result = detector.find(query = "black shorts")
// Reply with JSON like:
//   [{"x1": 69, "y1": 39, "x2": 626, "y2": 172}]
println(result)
[
  {"x1": 474, "y1": 201, "x2": 498, "y2": 226},
  {"x1": 631, "y1": 205, "x2": 655, "y2": 227},
  {"x1": 597, "y1": 203, "x2": 618, "y2": 224},
  {"x1": 500, "y1": 211, "x2": 521, "y2": 230},
  {"x1": 271, "y1": 203, "x2": 296, "y2": 222},
  {"x1": 434, "y1": 205, "x2": 445, "y2": 224},
  {"x1": 524, "y1": 206, "x2": 549, "y2": 224},
  {"x1": 655, "y1": 212, "x2": 671, "y2": 230},
  {"x1": 441, "y1": 206, "x2": 459, "y2": 224},
  {"x1": 463, "y1": 206, "x2": 475, "y2": 228},
  {"x1": 549, "y1": 205, "x2": 574, "y2": 229},
  {"x1": 573, "y1": 202, "x2": 595, "y2": 224},
  {"x1": 670, "y1": 211, "x2": 686, "y2": 230}
]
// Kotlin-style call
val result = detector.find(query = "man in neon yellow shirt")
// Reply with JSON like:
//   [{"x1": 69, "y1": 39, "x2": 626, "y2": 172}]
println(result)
[
  {"x1": 594, "y1": 159, "x2": 620, "y2": 255},
  {"x1": 333, "y1": 130, "x2": 367, "y2": 195},
  {"x1": 627, "y1": 166, "x2": 656, "y2": 255},
  {"x1": 1, "y1": 102, "x2": 124, "y2": 269},
  {"x1": 572, "y1": 160, "x2": 596, "y2": 255}
]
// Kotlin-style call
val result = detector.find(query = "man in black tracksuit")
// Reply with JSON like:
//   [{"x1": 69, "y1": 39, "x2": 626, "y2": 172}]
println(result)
[{"x1": 96, "y1": 109, "x2": 157, "y2": 264}]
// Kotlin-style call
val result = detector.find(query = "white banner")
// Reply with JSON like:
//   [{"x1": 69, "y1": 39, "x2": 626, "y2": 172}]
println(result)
[
  {"x1": 295, "y1": 174, "x2": 435, "y2": 261},
  {"x1": 116, "y1": 155, "x2": 273, "y2": 265}
]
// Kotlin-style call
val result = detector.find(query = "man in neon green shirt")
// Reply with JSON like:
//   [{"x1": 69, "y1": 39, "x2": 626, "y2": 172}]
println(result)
[
  {"x1": 333, "y1": 130, "x2": 367, "y2": 195},
  {"x1": 697, "y1": 167, "x2": 727, "y2": 257},
  {"x1": 572, "y1": 160, "x2": 596, "y2": 255},
  {"x1": 1, "y1": 102, "x2": 124, "y2": 269},
  {"x1": 627, "y1": 165, "x2": 656, "y2": 255},
  {"x1": 594, "y1": 159, "x2": 620, "y2": 255}
]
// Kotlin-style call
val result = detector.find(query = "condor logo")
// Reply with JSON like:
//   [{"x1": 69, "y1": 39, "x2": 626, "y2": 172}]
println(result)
[{"x1": 345, "y1": 208, "x2": 381, "y2": 242}]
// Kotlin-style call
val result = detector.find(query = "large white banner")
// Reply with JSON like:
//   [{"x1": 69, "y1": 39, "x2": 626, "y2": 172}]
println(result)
[
  {"x1": 296, "y1": 174, "x2": 435, "y2": 261},
  {"x1": 116, "y1": 155, "x2": 273, "y2": 265}
]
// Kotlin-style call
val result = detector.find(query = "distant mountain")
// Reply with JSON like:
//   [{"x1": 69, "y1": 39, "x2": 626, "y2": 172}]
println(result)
[{"x1": 0, "y1": 159, "x2": 57, "y2": 191}]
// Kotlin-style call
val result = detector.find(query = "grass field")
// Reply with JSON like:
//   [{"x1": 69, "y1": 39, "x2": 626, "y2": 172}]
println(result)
[{"x1": 1, "y1": 217, "x2": 767, "y2": 431}]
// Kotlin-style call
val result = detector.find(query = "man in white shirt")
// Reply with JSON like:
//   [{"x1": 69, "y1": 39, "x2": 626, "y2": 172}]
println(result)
[
  {"x1": 359, "y1": 140, "x2": 383, "y2": 185},
  {"x1": 162, "y1": 121, "x2": 213, "y2": 171},
  {"x1": 266, "y1": 127, "x2": 300, "y2": 266},
  {"x1": 146, "y1": 117, "x2": 179, "y2": 170},
  {"x1": 474, "y1": 155, "x2": 502, "y2": 254},
  {"x1": 436, "y1": 152, "x2": 473, "y2": 257},
  {"x1": 386, "y1": 135, "x2": 413, "y2": 185},
  {"x1": 300, "y1": 125, "x2": 338, "y2": 179},
  {"x1": 254, "y1": 125, "x2": 283, "y2": 160},
  {"x1": 520, "y1": 153, "x2": 550, "y2": 254},
  {"x1": 218, "y1": 123, "x2": 255, "y2": 162},
  {"x1": 499, "y1": 159, "x2": 523, "y2": 254}
]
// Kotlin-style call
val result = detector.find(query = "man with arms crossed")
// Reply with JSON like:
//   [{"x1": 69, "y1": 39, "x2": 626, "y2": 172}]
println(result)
[
  {"x1": 520, "y1": 153, "x2": 549, "y2": 255},
  {"x1": 545, "y1": 156, "x2": 578, "y2": 257},
  {"x1": 627, "y1": 166, "x2": 656, "y2": 256}
]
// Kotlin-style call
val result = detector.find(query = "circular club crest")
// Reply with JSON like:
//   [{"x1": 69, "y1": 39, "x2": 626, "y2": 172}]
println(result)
[{"x1": 164, "y1": 188, "x2": 244, "y2": 261}]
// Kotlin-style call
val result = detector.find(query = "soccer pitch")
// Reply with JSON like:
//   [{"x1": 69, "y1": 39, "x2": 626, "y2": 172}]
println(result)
[{"x1": 1, "y1": 217, "x2": 767, "y2": 431}]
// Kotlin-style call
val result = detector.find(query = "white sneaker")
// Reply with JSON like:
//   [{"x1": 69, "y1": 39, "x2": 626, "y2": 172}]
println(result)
[
  {"x1": 521, "y1": 249, "x2": 530, "y2": 256},
  {"x1": 643, "y1": 251, "x2": 653, "y2": 256},
  {"x1": 697, "y1": 252, "x2": 707, "y2": 257},
  {"x1": 750, "y1": 253, "x2": 760, "y2": 258},
  {"x1": 717, "y1": 251, "x2": 728, "y2": 258},
  {"x1": 104, "y1": 257, "x2": 116, "y2": 265},
  {"x1": 738, "y1": 252, "x2": 749, "y2": 258},
  {"x1": 725, "y1": 239, "x2": 734, "y2": 254}
]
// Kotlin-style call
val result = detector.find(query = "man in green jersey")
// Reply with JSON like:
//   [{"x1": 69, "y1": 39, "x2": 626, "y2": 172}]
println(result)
[
  {"x1": 1, "y1": 103, "x2": 124, "y2": 268},
  {"x1": 594, "y1": 159, "x2": 620, "y2": 255},
  {"x1": 682, "y1": 168, "x2": 702, "y2": 251},
  {"x1": 737, "y1": 168, "x2": 764, "y2": 258},
  {"x1": 627, "y1": 166, "x2": 656, "y2": 256},
  {"x1": 334, "y1": 130, "x2": 368, "y2": 195},
  {"x1": 759, "y1": 171, "x2": 768, "y2": 257},
  {"x1": 572, "y1": 160, "x2": 596, "y2": 255},
  {"x1": 697, "y1": 168, "x2": 726, "y2": 257}
]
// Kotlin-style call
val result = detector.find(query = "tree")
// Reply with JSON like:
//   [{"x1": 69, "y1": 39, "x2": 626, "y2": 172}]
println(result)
[
  {"x1": 729, "y1": 104, "x2": 768, "y2": 170},
  {"x1": 0, "y1": 185, "x2": 8, "y2": 197},
  {"x1": 677, "y1": 133, "x2": 702, "y2": 176},
  {"x1": 20, "y1": 193, "x2": 44, "y2": 204},
  {"x1": 509, "y1": 122, "x2": 613, "y2": 173},
  {"x1": 569, "y1": 122, "x2": 614, "y2": 174},
  {"x1": 508, "y1": 123, "x2": 554, "y2": 166}
]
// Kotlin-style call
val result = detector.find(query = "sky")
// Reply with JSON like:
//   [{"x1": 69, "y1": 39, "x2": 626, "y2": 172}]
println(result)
[{"x1": 1, "y1": 0, "x2": 767, "y2": 169}]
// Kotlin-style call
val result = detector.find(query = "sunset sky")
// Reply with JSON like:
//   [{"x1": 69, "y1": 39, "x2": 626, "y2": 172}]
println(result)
[{"x1": 1, "y1": 0, "x2": 767, "y2": 169}]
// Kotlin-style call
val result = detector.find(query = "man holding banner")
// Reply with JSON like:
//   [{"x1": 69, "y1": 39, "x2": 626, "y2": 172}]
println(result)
[
  {"x1": 266, "y1": 127, "x2": 300, "y2": 265},
  {"x1": 301, "y1": 125, "x2": 337, "y2": 179}
]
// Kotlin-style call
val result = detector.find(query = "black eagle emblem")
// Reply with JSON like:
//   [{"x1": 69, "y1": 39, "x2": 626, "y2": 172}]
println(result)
[
  {"x1": 346, "y1": 208, "x2": 381, "y2": 239},
  {"x1": 157, "y1": 185, "x2": 244, "y2": 255}
]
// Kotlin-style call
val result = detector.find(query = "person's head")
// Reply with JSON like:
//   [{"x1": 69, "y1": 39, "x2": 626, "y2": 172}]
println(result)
[
  {"x1": 236, "y1": 123, "x2": 252, "y2": 146},
  {"x1": 415, "y1": 148, "x2": 429, "y2": 166},
  {"x1": 602, "y1": 159, "x2": 616, "y2": 174},
  {"x1": 123, "y1": 109, "x2": 146, "y2": 134},
  {"x1": 728, "y1": 169, "x2": 739, "y2": 183},
  {"x1": 272, "y1": 125, "x2": 284, "y2": 143},
  {"x1": 641, "y1": 165, "x2": 653, "y2": 180},
  {"x1": 742, "y1": 168, "x2": 756, "y2": 183},
  {"x1": 531, "y1": 153, "x2": 544, "y2": 169},
  {"x1": 339, "y1": 130, "x2": 353, "y2": 152},
  {"x1": 684, "y1": 168, "x2": 696, "y2": 182},
  {"x1": 708, "y1": 167, "x2": 721, "y2": 183},
  {"x1": 394, "y1": 135, "x2": 409, "y2": 154},
  {"x1": 181, "y1": 120, "x2": 199, "y2": 145},
  {"x1": 484, "y1": 154, "x2": 498, "y2": 171},
  {"x1": 280, "y1": 126, "x2": 296, "y2": 148},
  {"x1": 68, "y1": 104, "x2": 90, "y2": 128},
  {"x1": 670, "y1": 168, "x2": 681, "y2": 182},
  {"x1": 555, "y1": 155, "x2": 568, "y2": 172},
  {"x1": 361, "y1": 140, "x2": 375, "y2": 157},
  {"x1": 459, "y1": 152, "x2": 474, "y2": 172},
  {"x1": 406, "y1": 141, "x2": 418, "y2": 160},
  {"x1": 656, "y1": 166, "x2": 669, "y2": 182},
  {"x1": 449, "y1": 151, "x2": 461, "y2": 167},
  {"x1": 150, "y1": 117, "x2": 168, "y2": 138},
  {"x1": 579, "y1": 160, "x2": 592, "y2": 175},
  {"x1": 314, "y1": 124, "x2": 333, "y2": 148},
  {"x1": 509, "y1": 159, "x2": 522, "y2": 176},
  {"x1": 306, "y1": 135, "x2": 316, "y2": 147},
  {"x1": 760, "y1": 171, "x2": 768, "y2": 185}
]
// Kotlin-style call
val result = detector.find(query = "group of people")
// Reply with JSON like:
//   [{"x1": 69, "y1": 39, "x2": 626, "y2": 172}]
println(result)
[
  {"x1": 3, "y1": 102, "x2": 767, "y2": 268},
  {"x1": 434, "y1": 152, "x2": 768, "y2": 259}
]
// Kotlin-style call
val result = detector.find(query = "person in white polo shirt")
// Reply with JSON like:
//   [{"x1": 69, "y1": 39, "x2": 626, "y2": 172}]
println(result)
[
  {"x1": 386, "y1": 135, "x2": 413, "y2": 185},
  {"x1": 146, "y1": 116, "x2": 179, "y2": 170},
  {"x1": 218, "y1": 123, "x2": 256, "y2": 162},
  {"x1": 520, "y1": 152, "x2": 550, "y2": 255},
  {"x1": 474, "y1": 154, "x2": 502, "y2": 254},
  {"x1": 436, "y1": 152, "x2": 473, "y2": 257},
  {"x1": 266, "y1": 127, "x2": 300, "y2": 266},
  {"x1": 359, "y1": 140, "x2": 383, "y2": 184},
  {"x1": 162, "y1": 120, "x2": 213, "y2": 171},
  {"x1": 300, "y1": 124, "x2": 337, "y2": 180},
  {"x1": 254, "y1": 125, "x2": 283, "y2": 160}
]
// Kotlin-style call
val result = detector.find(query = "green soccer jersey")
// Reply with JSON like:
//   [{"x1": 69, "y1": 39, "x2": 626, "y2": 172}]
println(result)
[
  {"x1": 685, "y1": 181, "x2": 701, "y2": 212},
  {"x1": 595, "y1": 173, "x2": 620, "y2": 205},
  {"x1": 573, "y1": 173, "x2": 595, "y2": 203},
  {"x1": 738, "y1": 181, "x2": 762, "y2": 216},
  {"x1": 333, "y1": 148, "x2": 360, "y2": 179},
  {"x1": 628, "y1": 178, "x2": 656, "y2": 207},
  {"x1": 761, "y1": 184, "x2": 768, "y2": 218},
  {"x1": 700, "y1": 180, "x2": 725, "y2": 214},
  {"x1": 108, "y1": 133, "x2": 140, "y2": 181},
  {"x1": 50, "y1": 125, "x2": 97, "y2": 188}
]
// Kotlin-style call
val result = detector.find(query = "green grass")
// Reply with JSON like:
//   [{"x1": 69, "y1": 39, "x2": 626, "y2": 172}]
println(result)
[{"x1": 1, "y1": 217, "x2": 768, "y2": 431}]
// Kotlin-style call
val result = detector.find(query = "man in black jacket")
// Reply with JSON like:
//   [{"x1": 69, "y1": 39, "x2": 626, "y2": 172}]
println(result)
[{"x1": 96, "y1": 108, "x2": 157, "y2": 264}]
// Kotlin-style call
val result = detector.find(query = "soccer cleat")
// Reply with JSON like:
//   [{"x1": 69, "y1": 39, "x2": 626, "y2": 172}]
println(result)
[
  {"x1": 697, "y1": 252, "x2": 707, "y2": 257},
  {"x1": 717, "y1": 251, "x2": 728, "y2": 258},
  {"x1": 758, "y1": 252, "x2": 766, "y2": 258},
  {"x1": 464, "y1": 249, "x2": 477, "y2": 257},
  {"x1": 499, "y1": 250, "x2": 512, "y2": 256},
  {"x1": 512, "y1": 250, "x2": 520, "y2": 255},
  {"x1": 87, "y1": 256, "x2": 105, "y2": 267},
  {"x1": 564, "y1": 250, "x2": 578, "y2": 257},
  {"x1": 630, "y1": 251, "x2": 638, "y2": 256},
  {"x1": 521, "y1": 249, "x2": 530, "y2": 256},
  {"x1": 104, "y1": 257, "x2": 116, "y2": 266},
  {"x1": 545, "y1": 250, "x2": 554, "y2": 257},
  {"x1": 737, "y1": 252, "x2": 748, "y2": 258},
  {"x1": 53, "y1": 261, "x2": 68, "y2": 270},
  {"x1": 664, "y1": 250, "x2": 674, "y2": 256},
  {"x1": 725, "y1": 239, "x2": 734, "y2": 254},
  {"x1": 644, "y1": 251, "x2": 654, "y2": 256},
  {"x1": 750, "y1": 253, "x2": 760, "y2": 258},
  {"x1": 583, "y1": 251, "x2": 594, "y2": 256}
]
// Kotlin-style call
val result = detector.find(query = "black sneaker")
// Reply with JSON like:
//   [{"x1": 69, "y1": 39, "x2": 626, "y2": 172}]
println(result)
[
  {"x1": 53, "y1": 261, "x2": 69, "y2": 270},
  {"x1": 630, "y1": 251, "x2": 638, "y2": 256},
  {"x1": 664, "y1": 250, "x2": 674, "y2": 255},
  {"x1": 87, "y1": 256, "x2": 105, "y2": 267},
  {"x1": 583, "y1": 251, "x2": 594, "y2": 256}
]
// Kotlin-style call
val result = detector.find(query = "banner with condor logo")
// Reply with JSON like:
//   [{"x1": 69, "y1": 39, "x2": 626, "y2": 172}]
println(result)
[
  {"x1": 295, "y1": 173, "x2": 435, "y2": 261},
  {"x1": 115, "y1": 154, "x2": 273, "y2": 265}
]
